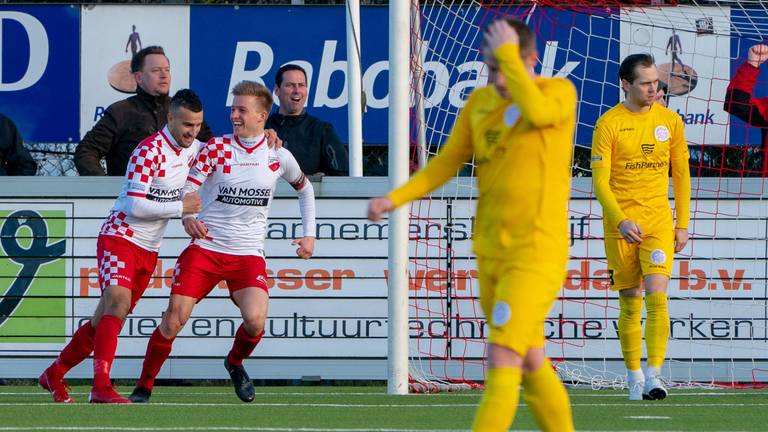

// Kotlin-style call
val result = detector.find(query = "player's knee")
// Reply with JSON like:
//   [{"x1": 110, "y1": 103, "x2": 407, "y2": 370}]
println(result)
[
  {"x1": 160, "y1": 312, "x2": 188, "y2": 337},
  {"x1": 242, "y1": 314, "x2": 266, "y2": 336}
]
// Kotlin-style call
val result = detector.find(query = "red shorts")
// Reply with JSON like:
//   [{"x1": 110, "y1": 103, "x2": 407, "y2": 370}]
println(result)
[
  {"x1": 96, "y1": 235, "x2": 158, "y2": 311},
  {"x1": 171, "y1": 245, "x2": 268, "y2": 301}
]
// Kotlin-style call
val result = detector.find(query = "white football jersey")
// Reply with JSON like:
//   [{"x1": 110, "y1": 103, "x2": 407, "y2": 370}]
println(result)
[
  {"x1": 186, "y1": 133, "x2": 306, "y2": 256},
  {"x1": 100, "y1": 127, "x2": 200, "y2": 252}
]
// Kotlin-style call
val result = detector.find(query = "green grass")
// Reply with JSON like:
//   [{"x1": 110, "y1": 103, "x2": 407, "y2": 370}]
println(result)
[{"x1": 0, "y1": 385, "x2": 765, "y2": 431}]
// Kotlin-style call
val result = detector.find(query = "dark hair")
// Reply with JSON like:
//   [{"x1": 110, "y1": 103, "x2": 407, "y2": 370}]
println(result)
[
  {"x1": 275, "y1": 64, "x2": 308, "y2": 87},
  {"x1": 131, "y1": 46, "x2": 167, "y2": 73},
  {"x1": 619, "y1": 53, "x2": 655, "y2": 83},
  {"x1": 170, "y1": 89, "x2": 203, "y2": 113},
  {"x1": 482, "y1": 17, "x2": 536, "y2": 57}
]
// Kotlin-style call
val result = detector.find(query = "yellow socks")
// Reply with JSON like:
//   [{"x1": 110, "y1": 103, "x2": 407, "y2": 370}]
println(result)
[
  {"x1": 472, "y1": 367, "x2": 522, "y2": 432},
  {"x1": 644, "y1": 291, "x2": 670, "y2": 368},
  {"x1": 522, "y1": 361, "x2": 574, "y2": 432},
  {"x1": 618, "y1": 296, "x2": 643, "y2": 370}
]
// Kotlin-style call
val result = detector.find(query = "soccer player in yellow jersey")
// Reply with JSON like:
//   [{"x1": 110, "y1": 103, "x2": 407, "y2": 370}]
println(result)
[
  {"x1": 369, "y1": 18, "x2": 576, "y2": 432},
  {"x1": 591, "y1": 53, "x2": 691, "y2": 401}
]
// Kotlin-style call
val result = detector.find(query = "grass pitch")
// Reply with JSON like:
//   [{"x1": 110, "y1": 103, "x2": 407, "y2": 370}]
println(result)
[{"x1": 0, "y1": 385, "x2": 765, "y2": 431}]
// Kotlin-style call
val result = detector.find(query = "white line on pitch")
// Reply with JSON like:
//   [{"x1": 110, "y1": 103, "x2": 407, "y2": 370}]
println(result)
[{"x1": 625, "y1": 416, "x2": 671, "y2": 419}]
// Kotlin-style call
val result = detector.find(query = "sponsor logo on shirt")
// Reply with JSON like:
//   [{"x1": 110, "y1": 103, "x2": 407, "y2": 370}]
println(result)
[
  {"x1": 619, "y1": 127, "x2": 635, "y2": 133},
  {"x1": 641, "y1": 143, "x2": 655, "y2": 155},
  {"x1": 147, "y1": 187, "x2": 183, "y2": 202},
  {"x1": 216, "y1": 186, "x2": 272, "y2": 206},
  {"x1": 625, "y1": 160, "x2": 668, "y2": 170}
]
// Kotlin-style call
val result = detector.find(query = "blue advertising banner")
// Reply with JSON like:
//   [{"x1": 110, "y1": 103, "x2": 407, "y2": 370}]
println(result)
[
  {"x1": 0, "y1": 5, "x2": 79, "y2": 142},
  {"x1": 190, "y1": 6, "x2": 617, "y2": 146}
]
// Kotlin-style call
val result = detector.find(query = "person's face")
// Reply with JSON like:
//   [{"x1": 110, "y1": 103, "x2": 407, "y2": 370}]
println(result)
[
  {"x1": 654, "y1": 88, "x2": 668, "y2": 107},
  {"x1": 275, "y1": 70, "x2": 308, "y2": 115},
  {"x1": 622, "y1": 64, "x2": 659, "y2": 108},
  {"x1": 135, "y1": 54, "x2": 171, "y2": 96},
  {"x1": 482, "y1": 43, "x2": 537, "y2": 99},
  {"x1": 167, "y1": 106, "x2": 203, "y2": 148},
  {"x1": 231, "y1": 95, "x2": 268, "y2": 137},
  {"x1": 482, "y1": 45, "x2": 509, "y2": 99}
]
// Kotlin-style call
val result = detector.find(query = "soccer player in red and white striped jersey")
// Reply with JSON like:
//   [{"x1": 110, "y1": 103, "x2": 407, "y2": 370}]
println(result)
[
  {"x1": 39, "y1": 89, "x2": 205, "y2": 404},
  {"x1": 129, "y1": 81, "x2": 315, "y2": 403}
]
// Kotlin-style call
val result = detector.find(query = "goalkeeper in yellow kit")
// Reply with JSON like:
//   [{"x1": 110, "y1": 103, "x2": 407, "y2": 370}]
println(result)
[
  {"x1": 591, "y1": 53, "x2": 691, "y2": 401},
  {"x1": 369, "y1": 18, "x2": 575, "y2": 432}
]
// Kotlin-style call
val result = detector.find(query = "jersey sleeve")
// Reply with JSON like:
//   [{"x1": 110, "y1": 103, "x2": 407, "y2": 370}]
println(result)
[
  {"x1": 495, "y1": 43, "x2": 577, "y2": 128},
  {"x1": 669, "y1": 115, "x2": 691, "y2": 229},
  {"x1": 591, "y1": 118, "x2": 627, "y2": 228},
  {"x1": 387, "y1": 92, "x2": 476, "y2": 207},
  {"x1": 122, "y1": 143, "x2": 183, "y2": 219},
  {"x1": 279, "y1": 148, "x2": 308, "y2": 190}
]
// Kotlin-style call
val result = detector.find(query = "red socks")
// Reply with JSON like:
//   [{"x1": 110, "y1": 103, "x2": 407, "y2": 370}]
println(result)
[
  {"x1": 226, "y1": 325, "x2": 263, "y2": 367},
  {"x1": 54, "y1": 321, "x2": 96, "y2": 374},
  {"x1": 92, "y1": 314, "x2": 122, "y2": 389},
  {"x1": 136, "y1": 328, "x2": 175, "y2": 391}
]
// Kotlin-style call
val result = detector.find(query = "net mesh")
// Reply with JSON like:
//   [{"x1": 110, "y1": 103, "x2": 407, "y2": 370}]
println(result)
[{"x1": 407, "y1": 0, "x2": 768, "y2": 392}]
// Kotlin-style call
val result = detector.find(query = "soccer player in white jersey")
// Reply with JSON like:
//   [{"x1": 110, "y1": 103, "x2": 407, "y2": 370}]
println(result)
[
  {"x1": 38, "y1": 89, "x2": 205, "y2": 404},
  {"x1": 128, "y1": 81, "x2": 316, "y2": 403}
]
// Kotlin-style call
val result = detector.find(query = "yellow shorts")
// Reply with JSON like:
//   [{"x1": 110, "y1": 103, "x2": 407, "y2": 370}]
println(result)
[
  {"x1": 603, "y1": 230, "x2": 674, "y2": 291},
  {"x1": 478, "y1": 257, "x2": 565, "y2": 356}
]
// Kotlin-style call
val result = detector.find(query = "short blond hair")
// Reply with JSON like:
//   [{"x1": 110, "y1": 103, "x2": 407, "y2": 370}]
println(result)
[{"x1": 231, "y1": 80, "x2": 273, "y2": 111}]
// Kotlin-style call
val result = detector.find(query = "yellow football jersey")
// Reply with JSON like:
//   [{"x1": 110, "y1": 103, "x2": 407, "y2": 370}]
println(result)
[
  {"x1": 591, "y1": 103, "x2": 690, "y2": 237},
  {"x1": 388, "y1": 44, "x2": 577, "y2": 265}
]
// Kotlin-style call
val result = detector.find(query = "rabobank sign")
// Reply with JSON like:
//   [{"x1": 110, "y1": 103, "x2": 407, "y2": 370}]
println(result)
[
  {"x1": 190, "y1": 6, "x2": 611, "y2": 145},
  {"x1": 0, "y1": 5, "x2": 78, "y2": 142}
]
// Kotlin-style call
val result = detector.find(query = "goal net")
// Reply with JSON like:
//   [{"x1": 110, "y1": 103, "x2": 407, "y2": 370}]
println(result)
[{"x1": 406, "y1": 0, "x2": 768, "y2": 392}]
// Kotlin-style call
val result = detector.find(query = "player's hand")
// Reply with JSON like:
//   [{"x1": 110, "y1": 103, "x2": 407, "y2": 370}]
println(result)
[
  {"x1": 674, "y1": 228, "x2": 689, "y2": 253},
  {"x1": 183, "y1": 217, "x2": 208, "y2": 239},
  {"x1": 368, "y1": 197, "x2": 394, "y2": 221},
  {"x1": 748, "y1": 44, "x2": 768, "y2": 68},
  {"x1": 293, "y1": 236, "x2": 315, "y2": 259},
  {"x1": 181, "y1": 192, "x2": 202, "y2": 214},
  {"x1": 265, "y1": 129, "x2": 283, "y2": 149},
  {"x1": 485, "y1": 19, "x2": 519, "y2": 53},
  {"x1": 618, "y1": 219, "x2": 643, "y2": 244}
]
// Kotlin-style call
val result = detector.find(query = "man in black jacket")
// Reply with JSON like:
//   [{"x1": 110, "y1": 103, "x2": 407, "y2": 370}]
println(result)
[
  {"x1": 266, "y1": 64, "x2": 348, "y2": 176},
  {"x1": 0, "y1": 113, "x2": 37, "y2": 176},
  {"x1": 75, "y1": 46, "x2": 213, "y2": 176}
]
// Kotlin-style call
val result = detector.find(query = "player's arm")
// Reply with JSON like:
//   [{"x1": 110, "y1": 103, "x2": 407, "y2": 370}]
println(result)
[
  {"x1": 669, "y1": 116, "x2": 691, "y2": 252},
  {"x1": 368, "y1": 94, "x2": 475, "y2": 220},
  {"x1": 181, "y1": 140, "x2": 218, "y2": 238},
  {"x1": 591, "y1": 120, "x2": 631, "y2": 232},
  {"x1": 121, "y1": 145, "x2": 200, "y2": 220},
  {"x1": 724, "y1": 44, "x2": 768, "y2": 127},
  {"x1": 281, "y1": 149, "x2": 316, "y2": 259},
  {"x1": 75, "y1": 109, "x2": 119, "y2": 176},
  {"x1": 493, "y1": 36, "x2": 577, "y2": 128}
]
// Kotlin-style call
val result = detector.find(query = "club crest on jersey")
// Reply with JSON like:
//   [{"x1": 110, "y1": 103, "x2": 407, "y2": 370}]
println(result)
[
  {"x1": 654, "y1": 125, "x2": 670, "y2": 142},
  {"x1": 504, "y1": 105, "x2": 520, "y2": 127},
  {"x1": 268, "y1": 157, "x2": 280, "y2": 172}
]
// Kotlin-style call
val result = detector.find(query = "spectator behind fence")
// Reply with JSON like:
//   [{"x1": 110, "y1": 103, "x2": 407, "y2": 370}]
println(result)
[
  {"x1": 75, "y1": 46, "x2": 213, "y2": 176},
  {"x1": 0, "y1": 113, "x2": 38, "y2": 175},
  {"x1": 266, "y1": 64, "x2": 349, "y2": 177},
  {"x1": 724, "y1": 43, "x2": 768, "y2": 175}
]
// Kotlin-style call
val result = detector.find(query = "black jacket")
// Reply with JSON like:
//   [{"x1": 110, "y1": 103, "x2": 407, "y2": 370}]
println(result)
[
  {"x1": 266, "y1": 111, "x2": 348, "y2": 176},
  {"x1": 0, "y1": 114, "x2": 37, "y2": 176},
  {"x1": 75, "y1": 87, "x2": 213, "y2": 176}
]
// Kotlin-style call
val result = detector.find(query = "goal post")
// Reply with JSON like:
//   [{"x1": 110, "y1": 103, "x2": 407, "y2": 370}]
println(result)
[{"x1": 389, "y1": 0, "x2": 768, "y2": 392}]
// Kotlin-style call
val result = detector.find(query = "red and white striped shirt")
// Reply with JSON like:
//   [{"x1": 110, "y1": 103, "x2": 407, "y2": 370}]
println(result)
[
  {"x1": 100, "y1": 126, "x2": 200, "y2": 252},
  {"x1": 184, "y1": 133, "x2": 315, "y2": 256}
]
